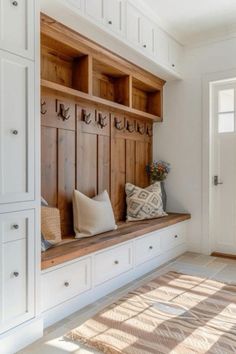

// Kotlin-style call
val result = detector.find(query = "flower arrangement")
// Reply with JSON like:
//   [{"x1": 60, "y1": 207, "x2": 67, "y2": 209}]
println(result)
[{"x1": 146, "y1": 160, "x2": 171, "y2": 182}]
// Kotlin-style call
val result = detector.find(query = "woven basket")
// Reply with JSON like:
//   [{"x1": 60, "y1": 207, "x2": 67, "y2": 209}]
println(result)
[{"x1": 41, "y1": 206, "x2": 62, "y2": 244}]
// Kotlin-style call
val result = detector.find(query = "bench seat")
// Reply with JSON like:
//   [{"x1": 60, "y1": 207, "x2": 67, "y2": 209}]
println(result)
[{"x1": 41, "y1": 213, "x2": 190, "y2": 270}]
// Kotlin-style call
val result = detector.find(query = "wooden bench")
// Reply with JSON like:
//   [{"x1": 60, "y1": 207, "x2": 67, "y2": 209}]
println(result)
[{"x1": 41, "y1": 213, "x2": 191, "y2": 270}]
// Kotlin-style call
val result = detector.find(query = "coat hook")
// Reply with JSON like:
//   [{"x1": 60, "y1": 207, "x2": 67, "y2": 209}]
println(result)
[
  {"x1": 82, "y1": 109, "x2": 92, "y2": 124},
  {"x1": 147, "y1": 125, "x2": 153, "y2": 137},
  {"x1": 58, "y1": 103, "x2": 70, "y2": 121},
  {"x1": 126, "y1": 120, "x2": 135, "y2": 133},
  {"x1": 41, "y1": 100, "x2": 47, "y2": 115},
  {"x1": 137, "y1": 123, "x2": 145, "y2": 135},
  {"x1": 98, "y1": 113, "x2": 107, "y2": 129},
  {"x1": 114, "y1": 117, "x2": 124, "y2": 130}
]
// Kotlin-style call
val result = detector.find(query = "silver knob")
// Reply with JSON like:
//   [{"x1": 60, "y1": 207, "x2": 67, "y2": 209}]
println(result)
[
  {"x1": 12, "y1": 1, "x2": 18, "y2": 6},
  {"x1": 13, "y1": 272, "x2": 19, "y2": 277},
  {"x1": 172, "y1": 64, "x2": 175, "y2": 68},
  {"x1": 108, "y1": 20, "x2": 112, "y2": 25},
  {"x1": 12, "y1": 224, "x2": 19, "y2": 230},
  {"x1": 64, "y1": 282, "x2": 69, "y2": 287},
  {"x1": 12, "y1": 130, "x2": 18, "y2": 135},
  {"x1": 114, "y1": 260, "x2": 119, "y2": 265},
  {"x1": 143, "y1": 44, "x2": 147, "y2": 48},
  {"x1": 149, "y1": 246, "x2": 153, "y2": 250},
  {"x1": 174, "y1": 235, "x2": 178, "y2": 239}
]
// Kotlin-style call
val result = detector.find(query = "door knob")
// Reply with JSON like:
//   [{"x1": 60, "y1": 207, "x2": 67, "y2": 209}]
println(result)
[
  {"x1": 13, "y1": 272, "x2": 19, "y2": 277},
  {"x1": 12, "y1": 224, "x2": 19, "y2": 230},
  {"x1": 12, "y1": 0, "x2": 18, "y2": 6},
  {"x1": 12, "y1": 130, "x2": 18, "y2": 135},
  {"x1": 214, "y1": 175, "x2": 223, "y2": 186}
]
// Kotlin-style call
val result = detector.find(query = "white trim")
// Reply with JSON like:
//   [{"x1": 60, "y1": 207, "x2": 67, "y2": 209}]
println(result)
[{"x1": 202, "y1": 68, "x2": 236, "y2": 255}]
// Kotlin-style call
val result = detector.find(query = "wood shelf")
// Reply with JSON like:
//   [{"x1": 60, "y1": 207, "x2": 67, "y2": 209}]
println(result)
[{"x1": 41, "y1": 79, "x2": 162, "y2": 122}]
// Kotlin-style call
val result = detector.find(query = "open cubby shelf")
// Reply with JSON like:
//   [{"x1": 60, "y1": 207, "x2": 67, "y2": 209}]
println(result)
[{"x1": 41, "y1": 33, "x2": 163, "y2": 121}]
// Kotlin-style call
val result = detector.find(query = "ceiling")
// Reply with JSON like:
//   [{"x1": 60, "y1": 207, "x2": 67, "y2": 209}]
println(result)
[{"x1": 144, "y1": 0, "x2": 236, "y2": 45}]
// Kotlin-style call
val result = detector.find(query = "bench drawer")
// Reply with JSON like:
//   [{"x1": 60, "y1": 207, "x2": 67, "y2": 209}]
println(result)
[
  {"x1": 42, "y1": 257, "x2": 91, "y2": 311},
  {"x1": 135, "y1": 231, "x2": 161, "y2": 266},
  {"x1": 161, "y1": 222, "x2": 186, "y2": 251},
  {"x1": 94, "y1": 243, "x2": 133, "y2": 285}
]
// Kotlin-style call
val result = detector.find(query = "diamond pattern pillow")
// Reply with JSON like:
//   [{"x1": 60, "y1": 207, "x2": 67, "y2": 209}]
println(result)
[{"x1": 125, "y1": 182, "x2": 167, "y2": 221}]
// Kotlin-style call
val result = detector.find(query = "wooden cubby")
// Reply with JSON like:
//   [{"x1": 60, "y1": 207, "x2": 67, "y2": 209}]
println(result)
[
  {"x1": 92, "y1": 59, "x2": 130, "y2": 106},
  {"x1": 132, "y1": 77, "x2": 162, "y2": 117},
  {"x1": 41, "y1": 33, "x2": 90, "y2": 93}
]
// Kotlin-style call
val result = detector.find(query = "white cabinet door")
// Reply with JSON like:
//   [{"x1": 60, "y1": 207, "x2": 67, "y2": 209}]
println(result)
[
  {"x1": 84, "y1": 0, "x2": 103, "y2": 22},
  {"x1": 0, "y1": 210, "x2": 34, "y2": 334},
  {"x1": 169, "y1": 38, "x2": 183, "y2": 73},
  {"x1": 103, "y1": 0, "x2": 124, "y2": 35},
  {"x1": 66, "y1": 0, "x2": 83, "y2": 11},
  {"x1": 126, "y1": 3, "x2": 141, "y2": 46},
  {"x1": 140, "y1": 16, "x2": 155, "y2": 55},
  {"x1": 155, "y1": 28, "x2": 169, "y2": 65},
  {"x1": 0, "y1": 50, "x2": 34, "y2": 204},
  {"x1": 0, "y1": 0, "x2": 34, "y2": 59}
]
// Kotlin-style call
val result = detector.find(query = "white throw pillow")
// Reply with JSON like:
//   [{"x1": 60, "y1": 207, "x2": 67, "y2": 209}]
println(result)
[{"x1": 73, "y1": 190, "x2": 117, "y2": 238}]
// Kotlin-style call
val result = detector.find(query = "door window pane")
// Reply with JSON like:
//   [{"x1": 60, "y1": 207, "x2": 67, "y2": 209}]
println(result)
[
  {"x1": 218, "y1": 113, "x2": 234, "y2": 133},
  {"x1": 218, "y1": 89, "x2": 234, "y2": 112}
]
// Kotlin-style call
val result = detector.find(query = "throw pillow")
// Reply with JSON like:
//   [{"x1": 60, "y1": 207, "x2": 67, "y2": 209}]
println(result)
[
  {"x1": 41, "y1": 206, "x2": 62, "y2": 247},
  {"x1": 73, "y1": 190, "x2": 117, "y2": 238},
  {"x1": 41, "y1": 197, "x2": 54, "y2": 252},
  {"x1": 125, "y1": 182, "x2": 167, "y2": 221}
]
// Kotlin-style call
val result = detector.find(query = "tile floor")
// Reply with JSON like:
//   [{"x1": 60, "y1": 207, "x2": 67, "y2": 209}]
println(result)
[{"x1": 18, "y1": 253, "x2": 236, "y2": 354}]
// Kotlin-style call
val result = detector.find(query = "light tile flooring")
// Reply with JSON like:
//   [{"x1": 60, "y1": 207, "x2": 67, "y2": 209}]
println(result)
[{"x1": 18, "y1": 252, "x2": 236, "y2": 354}]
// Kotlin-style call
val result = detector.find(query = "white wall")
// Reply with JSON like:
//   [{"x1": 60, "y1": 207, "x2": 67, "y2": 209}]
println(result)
[{"x1": 153, "y1": 36, "x2": 236, "y2": 253}]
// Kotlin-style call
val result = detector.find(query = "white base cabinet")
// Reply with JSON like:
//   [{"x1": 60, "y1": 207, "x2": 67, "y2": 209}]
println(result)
[{"x1": 41, "y1": 221, "x2": 188, "y2": 327}]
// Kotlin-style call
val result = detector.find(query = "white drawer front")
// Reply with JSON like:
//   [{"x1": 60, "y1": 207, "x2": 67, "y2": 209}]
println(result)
[
  {"x1": 135, "y1": 231, "x2": 161, "y2": 266},
  {"x1": 0, "y1": 0, "x2": 34, "y2": 59},
  {"x1": 0, "y1": 210, "x2": 33, "y2": 243},
  {"x1": 0, "y1": 50, "x2": 34, "y2": 204},
  {"x1": 94, "y1": 243, "x2": 133, "y2": 285},
  {"x1": 161, "y1": 223, "x2": 187, "y2": 251},
  {"x1": 42, "y1": 258, "x2": 91, "y2": 311}
]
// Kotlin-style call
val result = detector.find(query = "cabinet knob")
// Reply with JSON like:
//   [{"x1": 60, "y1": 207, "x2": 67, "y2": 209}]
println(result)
[
  {"x1": 143, "y1": 44, "x2": 147, "y2": 48},
  {"x1": 12, "y1": 0, "x2": 18, "y2": 6},
  {"x1": 13, "y1": 271, "x2": 19, "y2": 277},
  {"x1": 174, "y1": 235, "x2": 178, "y2": 238},
  {"x1": 149, "y1": 246, "x2": 153, "y2": 250},
  {"x1": 114, "y1": 260, "x2": 119, "y2": 265},
  {"x1": 64, "y1": 282, "x2": 70, "y2": 287},
  {"x1": 12, "y1": 130, "x2": 18, "y2": 135},
  {"x1": 172, "y1": 64, "x2": 175, "y2": 68},
  {"x1": 12, "y1": 224, "x2": 19, "y2": 230},
  {"x1": 108, "y1": 20, "x2": 112, "y2": 25}
]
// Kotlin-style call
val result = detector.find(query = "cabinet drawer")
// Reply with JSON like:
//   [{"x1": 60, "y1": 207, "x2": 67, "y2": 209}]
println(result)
[
  {"x1": 0, "y1": 210, "x2": 33, "y2": 243},
  {"x1": 0, "y1": 0, "x2": 34, "y2": 59},
  {"x1": 94, "y1": 243, "x2": 133, "y2": 285},
  {"x1": 42, "y1": 258, "x2": 91, "y2": 311},
  {"x1": 161, "y1": 223, "x2": 187, "y2": 251},
  {"x1": 135, "y1": 232, "x2": 161, "y2": 266},
  {"x1": 0, "y1": 50, "x2": 34, "y2": 204}
]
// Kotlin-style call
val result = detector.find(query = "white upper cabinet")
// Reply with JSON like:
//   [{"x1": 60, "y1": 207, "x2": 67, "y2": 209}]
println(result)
[
  {"x1": 67, "y1": 0, "x2": 83, "y2": 11},
  {"x1": 0, "y1": 50, "x2": 34, "y2": 204},
  {"x1": 169, "y1": 37, "x2": 183, "y2": 73},
  {"x1": 103, "y1": 0, "x2": 125, "y2": 36},
  {"x1": 126, "y1": 3, "x2": 141, "y2": 46},
  {"x1": 140, "y1": 16, "x2": 155, "y2": 55},
  {"x1": 84, "y1": 0, "x2": 103, "y2": 22},
  {"x1": 0, "y1": 0, "x2": 34, "y2": 59},
  {"x1": 155, "y1": 28, "x2": 169, "y2": 65}
]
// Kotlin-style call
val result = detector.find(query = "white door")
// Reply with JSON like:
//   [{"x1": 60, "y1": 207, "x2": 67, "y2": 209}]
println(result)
[
  {"x1": 103, "y1": 0, "x2": 124, "y2": 35},
  {"x1": 140, "y1": 16, "x2": 154, "y2": 55},
  {"x1": 0, "y1": 0, "x2": 34, "y2": 59},
  {"x1": 155, "y1": 28, "x2": 169, "y2": 65},
  {"x1": 0, "y1": 50, "x2": 34, "y2": 204},
  {"x1": 84, "y1": 0, "x2": 103, "y2": 22},
  {"x1": 211, "y1": 81, "x2": 236, "y2": 254},
  {"x1": 0, "y1": 210, "x2": 35, "y2": 334}
]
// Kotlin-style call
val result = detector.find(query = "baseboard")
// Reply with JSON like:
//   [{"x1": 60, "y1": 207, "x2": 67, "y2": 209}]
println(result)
[{"x1": 0, "y1": 317, "x2": 43, "y2": 354}]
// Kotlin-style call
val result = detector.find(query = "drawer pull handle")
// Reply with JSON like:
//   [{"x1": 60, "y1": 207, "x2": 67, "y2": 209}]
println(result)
[
  {"x1": 12, "y1": 0, "x2": 18, "y2": 6},
  {"x1": 114, "y1": 260, "x2": 119, "y2": 265},
  {"x1": 149, "y1": 246, "x2": 153, "y2": 250},
  {"x1": 64, "y1": 282, "x2": 70, "y2": 287},
  {"x1": 12, "y1": 224, "x2": 19, "y2": 230},
  {"x1": 12, "y1": 130, "x2": 18, "y2": 135},
  {"x1": 13, "y1": 272, "x2": 19, "y2": 277},
  {"x1": 174, "y1": 235, "x2": 178, "y2": 238}
]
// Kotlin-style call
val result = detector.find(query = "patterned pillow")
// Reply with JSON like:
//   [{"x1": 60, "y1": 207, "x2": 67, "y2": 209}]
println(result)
[{"x1": 125, "y1": 182, "x2": 167, "y2": 221}]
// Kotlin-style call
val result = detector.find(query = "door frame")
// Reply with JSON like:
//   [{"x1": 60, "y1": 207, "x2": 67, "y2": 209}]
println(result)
[{"x1": 202, "y1": 68, "x2": 236, "y2": 255}]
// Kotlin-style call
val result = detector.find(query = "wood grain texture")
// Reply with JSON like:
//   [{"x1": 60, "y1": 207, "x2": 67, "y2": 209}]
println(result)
[
  {"x1": 211, "y1": 252, "x2": 236, "y2": 260},
  {"x1": 41, "y1": 213, "x2": 191, "y2": 270}
]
